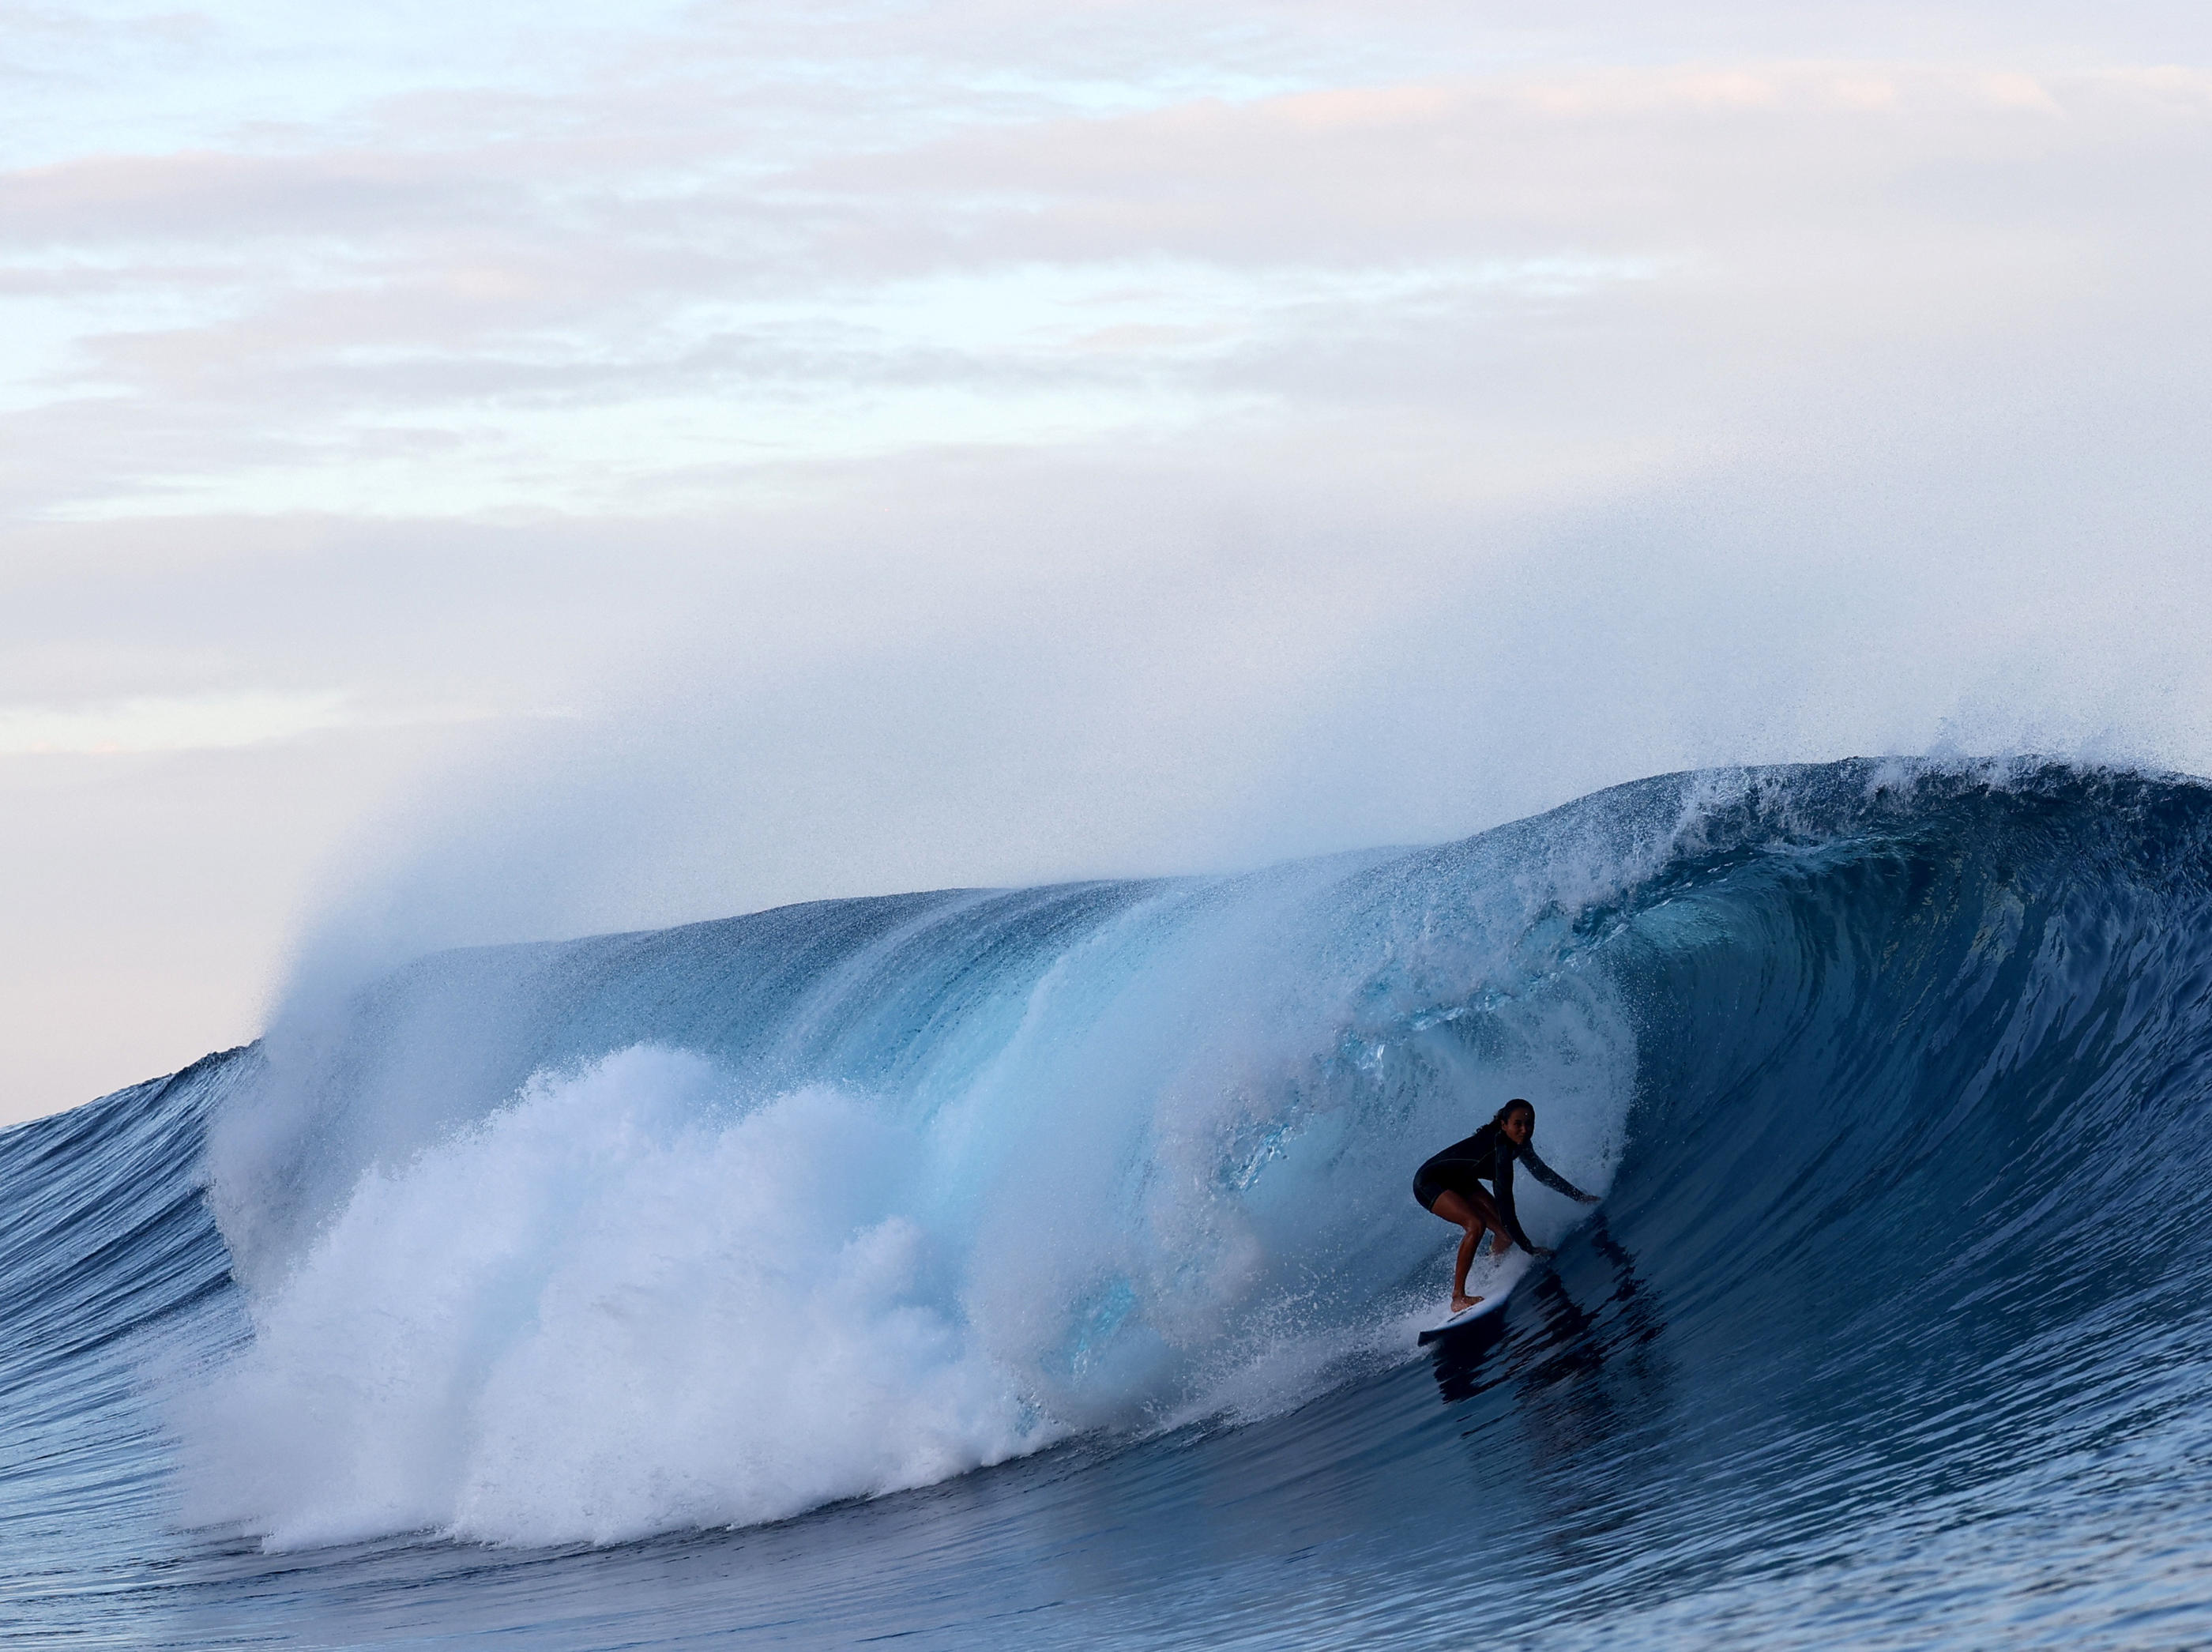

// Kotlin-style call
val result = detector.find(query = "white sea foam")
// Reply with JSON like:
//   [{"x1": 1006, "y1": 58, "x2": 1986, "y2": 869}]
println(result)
[{"x1": 183, "y1": 1049, "x2": 1044, "y2": 1548}]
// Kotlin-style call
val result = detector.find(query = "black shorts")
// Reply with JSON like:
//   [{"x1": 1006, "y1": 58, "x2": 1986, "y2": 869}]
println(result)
[{"x1": 1413, "y1": 1165, "x2": 1486, "y2": 1214}]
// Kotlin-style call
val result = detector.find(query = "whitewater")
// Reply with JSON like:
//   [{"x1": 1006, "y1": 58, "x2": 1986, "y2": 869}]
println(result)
[{"x1": 5, "y1": 757, "x2": 2212, "y2": 1647}]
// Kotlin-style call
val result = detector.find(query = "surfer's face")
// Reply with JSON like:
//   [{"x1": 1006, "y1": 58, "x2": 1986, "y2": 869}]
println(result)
[{"x1": 1503, "y1": 1108, "x2": 1532, "y2": 1144}]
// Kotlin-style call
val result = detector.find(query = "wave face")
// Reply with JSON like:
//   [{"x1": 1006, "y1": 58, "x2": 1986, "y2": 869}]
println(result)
[{"x1": 8, "y1": 758, "x2": 2212, "y2": 1647}]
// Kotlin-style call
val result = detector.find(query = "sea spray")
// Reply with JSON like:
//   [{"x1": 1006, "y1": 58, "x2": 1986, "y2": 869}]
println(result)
[{"x1": 184, "y1": 809, "x2": 1650, "y2": 1546}]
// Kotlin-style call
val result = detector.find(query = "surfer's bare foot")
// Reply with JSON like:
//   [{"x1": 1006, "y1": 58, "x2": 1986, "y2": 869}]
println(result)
[
  {"x1": 1491, "y1": 1234, "x2": 1512, "y2": 1258},
  {"x1": 1450, "y1": 1293, "x2": 1484, "y2": 1314}
]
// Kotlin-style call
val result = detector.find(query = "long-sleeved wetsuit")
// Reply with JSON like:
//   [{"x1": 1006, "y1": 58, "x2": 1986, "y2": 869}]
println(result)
[{"x1": 1411, "y1": 1122, "x2": 1589, "y2": 1251}]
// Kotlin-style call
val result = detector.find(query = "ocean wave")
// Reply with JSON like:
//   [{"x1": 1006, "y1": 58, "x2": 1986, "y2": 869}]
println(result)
[{"x1": 9, "y1": 757, "x2": 2212, "y2": 1645}]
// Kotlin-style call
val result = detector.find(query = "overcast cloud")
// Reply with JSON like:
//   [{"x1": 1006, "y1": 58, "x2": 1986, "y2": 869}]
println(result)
[{"x1": 2, "y1": 1, "x2": 2209, "y2": 1119}]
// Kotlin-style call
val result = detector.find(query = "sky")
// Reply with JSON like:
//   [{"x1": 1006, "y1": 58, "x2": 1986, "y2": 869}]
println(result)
[{"x1": 3, "y1": 1, "x2": 2210, "y2": 1121}]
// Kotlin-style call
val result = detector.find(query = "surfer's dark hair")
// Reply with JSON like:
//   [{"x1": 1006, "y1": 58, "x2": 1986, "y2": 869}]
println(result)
[{"x1": 1492, "y1": 1098, "x2": 1535, "y2": 1131}]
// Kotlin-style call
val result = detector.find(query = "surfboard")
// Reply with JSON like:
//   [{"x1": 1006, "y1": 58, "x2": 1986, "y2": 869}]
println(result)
[
  {"x1": 1416, "y1": 1291, "x2": 1510, "y2": 1344},
  {"x1": 1416, "y1": 1251, "x2": 1534, "y2": 1344}
]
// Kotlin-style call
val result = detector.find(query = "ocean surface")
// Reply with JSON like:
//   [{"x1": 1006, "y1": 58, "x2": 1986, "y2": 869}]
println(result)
[{"x1": 6, "y1": 758, "x2": 2212, "y2": 1648}]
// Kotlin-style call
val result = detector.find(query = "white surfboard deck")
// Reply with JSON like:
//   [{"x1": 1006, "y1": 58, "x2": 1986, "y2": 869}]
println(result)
[{"x1": 1416, "y1": 1253, "x2": 1533, "y2": 1344}]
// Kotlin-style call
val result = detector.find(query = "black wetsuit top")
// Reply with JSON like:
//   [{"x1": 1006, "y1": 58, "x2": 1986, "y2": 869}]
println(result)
[{"x1": 1412, "y1": 1122, "x2": 1589, "y2": 1251}]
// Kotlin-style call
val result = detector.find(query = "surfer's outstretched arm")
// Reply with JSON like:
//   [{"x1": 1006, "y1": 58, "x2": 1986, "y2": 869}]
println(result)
[{"x1": 1518, "y1": 1142, "x2": 1601, "y2": 1205}]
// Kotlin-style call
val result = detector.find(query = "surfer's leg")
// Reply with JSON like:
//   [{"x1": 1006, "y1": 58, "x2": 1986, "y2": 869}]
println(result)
[
  {"x1": 1431, "y1": 1189, "x2": 1500, "y2": 1312},
  {"x1": 1439, "y1": 1184, "x2": 1506, "y2": 1240},
  {"x1": 1452, "y1": 1225, "x2": 1480, "y2": 1308}
]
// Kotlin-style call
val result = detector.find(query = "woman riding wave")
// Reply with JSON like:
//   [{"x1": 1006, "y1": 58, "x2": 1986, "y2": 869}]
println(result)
[{"x1": 1413, "y1": 1098, "x2": 1599, "y2": 1314}]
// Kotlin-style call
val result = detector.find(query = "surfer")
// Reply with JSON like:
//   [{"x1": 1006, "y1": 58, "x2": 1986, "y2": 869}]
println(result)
[{"x1": 1413, "y1": 1099, "x2": 1599, "y2": 1314}]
